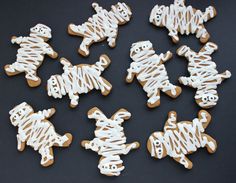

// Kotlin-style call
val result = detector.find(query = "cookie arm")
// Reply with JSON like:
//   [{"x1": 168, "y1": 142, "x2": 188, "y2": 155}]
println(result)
[
  {"x1": 164, "y1": 111, "x2": 177, "y2": 131},
  {"x1": 160, "y1": 51, "x2": 173, "y2": 63},
  {"x1": 199, "y1": 42, "x2": 218, "y2": 56},
  {"x1": 87, "y1": 107, "x2": 106, "y2": 121},
  {"x1": 60, "y1": 58, "x2": 73, "y2": 68},
  {"x1": 198, "y1": 110, "x2": 211, "y2": 129},
  {"x1": 46, "y1": 44, "x2": 58, "y2": 59},
  {"x1": 11, "y1": 36, "x2": 26, "y2": 44},
  {"x1": 126, "y1": 66, "x2": 136, "y2": 83},
  {"x1": 92, "y1": 2, "x2": 103, "y2": 13},
  {"x1": 111, "y1": 108, "x2": 131, "y2": 122},
  {"x1": 37, "y1": 108, "x2": 56, "y2": 119},
  {"x1": 173, "y1": 155, "x2": 193, "y2": 169},
  {"x1": 16, "y1": 134, "x2": 26, "y2": 151},
  {"x1": 178, "y1": 76, "x2": 195, "y2": 87},
  {"x1": 174, "y1": 0, "x2": 185, "y2": 6}
]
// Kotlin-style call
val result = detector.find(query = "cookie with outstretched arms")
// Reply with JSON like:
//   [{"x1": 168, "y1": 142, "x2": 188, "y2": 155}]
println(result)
[
  {"x1": 47, "y1": 54, "x2": 112, "y2": 108},
  {"x1": 81, "y1": 107, "x2": 140, "y2": 176},
  {"x1": 68, "y1": 2, "x2": 132, "y2": 56},
  {"x1": 177, "y1": 42, "x2": 231, "y2": 108},
  {"x1": 5, "y1": 24, "x2": 58, "y2": 87},
  {"x1": 9, "y1": 102, "x2": 72, "y2": 167},
  {"x1": 150, "y1": 0, "x2": 217, "y2": 43},
  {"x1": 147, "y1": 110, "x2": 217, "y2": 169}
]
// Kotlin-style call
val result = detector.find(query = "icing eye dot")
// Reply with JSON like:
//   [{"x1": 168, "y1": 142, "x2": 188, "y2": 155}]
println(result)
[
  {"x1": 122, "y1": 11, "x2": 126, "y2": 16},
  {"x1": 202, "y1": 96, "x2": 208, "y2": 102},
  {"x1": 156, "y1": 15, "x2": 161, "y2": 20},
  {"x1": 117, "y1": 6, "x2": 122, "y2": 11},
  {"x1": 142, "y1": 44, "x2": 148, "y2": 49},
  {"x1": 111, "y1": 165, "x2": 116, "y2": 170},
  {"x1": 135, "y1": 48, "x2": 140, "y2": 53}
]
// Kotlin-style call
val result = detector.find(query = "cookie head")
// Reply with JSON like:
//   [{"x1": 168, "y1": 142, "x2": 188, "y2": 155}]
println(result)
[
  {"x1": 195, "y1": 91, "x2": 219, "y2": 108},
  {"x1": 150, "y1": 5, "x2": 166, "y2": 26},
  {"x1": 9, "y1": 102, "x2": 33, "y2": 126},
  {"x1": 148, "y1": 132, "x2": 167, "y2": 159},
  {"x1": 130, "y1": 40, "x2": 153, "y2": 59},
  {"x1": 112, "y1": 2, "x2": 132, "y2": 24},
  {"x1": 98, "y1": 155, "x2": 124, "y2": 176},
  {"x1": 47, "y1": 75, "x2": 63, "y2": 99},
  {"x1": 30, "y1": 24, "x2": 52, "y2": 39}
]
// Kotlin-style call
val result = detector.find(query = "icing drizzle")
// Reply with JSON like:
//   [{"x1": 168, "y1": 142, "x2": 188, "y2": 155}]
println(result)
[
  {"x1": 177, "y1": 42, "x2": 231, "y2": 108},
  {"x1": 149, "y1": 0, "x2": 216, "y2": 43},
  {"x1": 127, "y1": 41, "x2": 179, "y2": 105},
  {"x1": 6, "y1": 24, "x2": 56, "y2": 81},
  {"x1": 68, "y1": 2, "x2": 132, "y2": 56},
  {"x1": 82, "y1": 108, "x2": 139, "y2": 176},
  {"x1": 9, "y1": 102, "x2": 70, "y2": 166},
  {"x1": 149, "y1": 111, "x2": 217, "y2": 168},
  {"x1": 47, "y1": 55, "x2": 112, "y2": 107}
]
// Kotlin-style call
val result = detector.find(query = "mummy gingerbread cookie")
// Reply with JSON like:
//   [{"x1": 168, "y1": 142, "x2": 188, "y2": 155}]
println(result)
[
  {"x1": 68, "y1": 2, "x2": 132, "y2": 56},
  {"x1": 4, "y1": 24, "x2": 58, "y2": 87},
  {"x1": 47, "y1": 55, "x2": 112, "y2": 108},
  {"x1": 81, "y1": 107, "x2": 140, "y2": 176},
  {"x1": 147, "y1": 110, "x2": 217, "y2": 169},
  {"x1": 177, "y1": 42, "x2": 231, "y2": 108},
  {"x1": 9, "y1": 102, "x2": 72, "y2": 167},
  {"x1": 149, "y1": 0, "x2": 217, "y2": 43},
  {"x1": 126, "y1": 41, "x2": 182, "y2": 108}
]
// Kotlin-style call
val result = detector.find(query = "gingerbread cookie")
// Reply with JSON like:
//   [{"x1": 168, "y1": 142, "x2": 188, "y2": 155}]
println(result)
[
  {"x1": 68, "y1": 2, "x2": 132, "y2": 56},
  {"x1": 149, "y1": 0, "x2": 217, "y2": 43},
  {"x1": 47, "y1": 55, "x2": 112, "y2": 108},
  {"x1": 126, "y1": 41, "x2": 182, "y2": 108},
  {"x1": 5, "y1": 24, "x2": 58, "y2": 87},
  {"x1": 9, "y1": 102, "x2": 72, "y2": 167},
  {"x1": 147, "y1": 110, "x2": 217, "y2": 169},
  {"x1": 177, "y1": 42, "x2": 231, "y2": 108},
  {"x1": 81, "y1": 107, "x2": 140, "y2": 176}
]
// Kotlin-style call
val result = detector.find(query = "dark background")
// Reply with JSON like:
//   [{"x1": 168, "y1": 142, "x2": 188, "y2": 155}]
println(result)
[{"x1": 0, "y1": 0, "x2": 235, "y2": 182}]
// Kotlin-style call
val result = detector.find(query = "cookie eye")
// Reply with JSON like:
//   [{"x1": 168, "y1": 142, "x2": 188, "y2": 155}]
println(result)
[
  {"x1": 142, "y1": 44, "x2": 148, "y2": 49},
  {"x1": 154, "y1": 139, "x2": 161, "y2": 146},
  {"x1": 135, "y1": 48, "x2": 140, "y2": 53},
  {"x1": 156, "y1": 14, "x2": 161, "y2": 20},
  {"x1": 111, "y1": 165, "x2": 117, "y2": 170},
  {"x1": 122, "y1": 11, "x2": 127, "y2": 16},
  {"x1": 117, "y1": 6, "x2": 122, "y2": 11},
  {"x1": 202, "y1": 96, "x2": 208, "y2": 102}
]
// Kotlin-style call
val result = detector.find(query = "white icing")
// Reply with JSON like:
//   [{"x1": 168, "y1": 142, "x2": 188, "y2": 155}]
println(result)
[
  {"x1": 83, "y1": 108, "x2": 138, "y2": 176},
  {"x1": 6, "y1": 24, "x2": 55, "y2": 81},
  {"x1": 69, "y1": 2, "x2": 132, "y2": 55},
  {"x1": 149, "y1": 0, "x2": 216, "y2": 43},
  {"x1": 177, "y1": 42, "x2": 231, "y2": 108},
  {"x1": 149, "y1": 111, "x2": 216, "y2": 168},
  {"x1": 47, "y1": 56, "x2": 112, "y2": 107},
  {"x1": 127, "y1": 41, "x2": 179, "y2": 105},
  {"x1": 9, "y1": 102, "x2": 70, "y2": 165}
]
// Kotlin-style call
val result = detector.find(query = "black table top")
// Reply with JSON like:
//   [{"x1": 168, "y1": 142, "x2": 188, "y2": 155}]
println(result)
[{"x1": 0, "y1": 0, "x2": 235, "y2": 183}]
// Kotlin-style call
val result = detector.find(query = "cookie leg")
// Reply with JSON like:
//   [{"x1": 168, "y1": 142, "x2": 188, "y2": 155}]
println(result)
[
  {"x1": 4, "y1": 64, "x2": 22, "y2": 76},
  {"x1": 202, "y1": 134, "x2": 217, "y2": 153},
  {"x1": 100, "y1": 77, "x2": 112, "y2": 96},
  {"x1": 40, "y1": 147, "x2": 54, "y2": 167},
  {"x1": 163, "y1": 84, "x2": 182, "y2": 99},
  {"x1": 79, "y1": 37, "x2": 93, "y2": 56},
  {"x1": 197, "y1": 25, "x2": 210, "y2": 43},
  {"x1": 25, "y1": 71, "x2": 41, "y2": 87},
  {"x1": 68, "y1": 93, "x2": 79, "y2": 108},
  {"x1": 168, "y1": 29, "x2": 179, "y2": 43},
  {"x1": 54, "y1": 133, "x2": 72, "y2": 147},
  {"x1": 16, "y1": 134, "x2": 26, "y2": 151},
  {"x1": 173, "y1": 155, "x2": 193, "y2": 169},
  {"x1": 123, "y1": 142, "x2": 140, "y2": 155},
  {"x1": 147, "y1": 89, "x2": 161, "y2": 108},
  {"x1": 219, "y1": 70, "x2": 231, "y2": 81}
]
